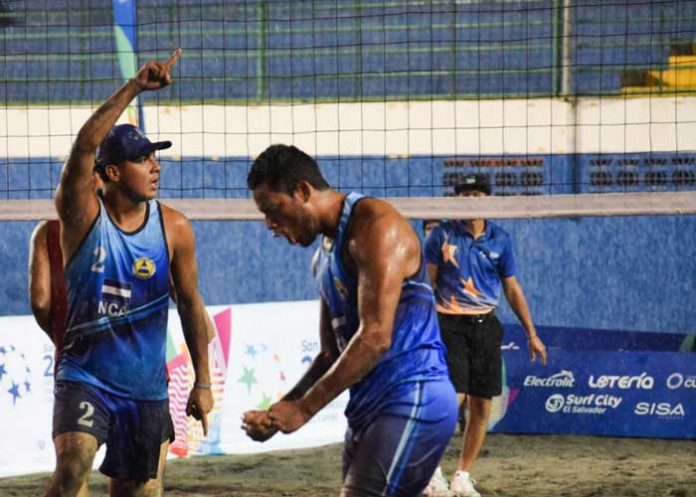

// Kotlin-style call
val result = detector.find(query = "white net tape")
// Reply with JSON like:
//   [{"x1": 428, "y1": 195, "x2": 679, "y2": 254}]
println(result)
[{"x1": 2, "y1": 191, "x2": 695, "y2": 221}]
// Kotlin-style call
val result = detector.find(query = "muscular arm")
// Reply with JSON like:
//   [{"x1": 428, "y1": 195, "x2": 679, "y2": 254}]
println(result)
[
  {"x1": 169, "y1": 274, "x2": 216, "y2": 343},
  {"x1": 56, "y1": 50, "x2": 180, "y2": 262},
  {"x1": 164, "y1": 206, "x2": 214, "y2": 430},
  {"x1": 28, "y1": 222, "x2": 52, "y2": 336},
  {"x1": 300, "y1": 202, "x2": 420, "y2": 417},
  {"x1": 167, "y1": 210, "x2": 211, "y2": 385},
  {"x1": 55, "y1": 79, "x2": 142, "y2": 260}
]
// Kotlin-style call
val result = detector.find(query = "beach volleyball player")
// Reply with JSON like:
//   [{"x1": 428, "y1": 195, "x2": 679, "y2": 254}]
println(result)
[{"x1": 44, "y1": 50, "x2": 213, "y2": 497}]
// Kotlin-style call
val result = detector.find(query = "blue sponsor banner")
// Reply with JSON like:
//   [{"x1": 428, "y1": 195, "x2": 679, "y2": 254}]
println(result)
[{"x1": 491, "y1": 325, "x2": 696, "y2": 439}]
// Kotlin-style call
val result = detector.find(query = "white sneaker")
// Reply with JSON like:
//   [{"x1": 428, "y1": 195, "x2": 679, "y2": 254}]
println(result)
[
  {"x1": 422, "y1": 467, "x2": 451, "y2": 497},
  {"x1": 450, "y1": 470, "x2": 481, "y2": 497}
]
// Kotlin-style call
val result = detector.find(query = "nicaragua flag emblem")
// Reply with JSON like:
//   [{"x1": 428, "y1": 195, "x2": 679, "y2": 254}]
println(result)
[
  {"x1": 133, "y1": 257, "x2": 157, "y2": 279},
  {"x1": 101, "y1": 279, "x2": 132, "y2": 304}
]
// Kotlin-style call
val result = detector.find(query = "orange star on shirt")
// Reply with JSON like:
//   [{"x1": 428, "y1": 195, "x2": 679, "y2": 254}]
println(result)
[
  {"x1": 461, "y1": 276, "x2": 483, "y2": 298},
  {"x1": 441, "y1": 235, "x2": 459, "y2": 268}
]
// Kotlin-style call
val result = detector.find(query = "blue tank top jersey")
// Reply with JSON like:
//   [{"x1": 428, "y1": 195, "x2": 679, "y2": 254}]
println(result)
[
  {"x1": 56, "y1": 199, "x2": 170, "y2": 400},
  {"x1": 424, "y1": 220, "x2": 517, "y2": 314},
  {"x1": 313, "y1": 192, "x2": 451, "y2": 430}
]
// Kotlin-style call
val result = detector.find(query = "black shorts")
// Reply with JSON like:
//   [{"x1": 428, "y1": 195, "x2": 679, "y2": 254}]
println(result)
[
  {"x1": 52, "y1": 380, "x2": 174, "y2": 482},
  {"x1": 438, "y1": 312, "x2": 504, "y2": 399}
]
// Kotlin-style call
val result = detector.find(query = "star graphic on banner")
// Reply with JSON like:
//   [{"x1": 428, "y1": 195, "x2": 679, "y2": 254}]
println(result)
[
  {"x1": 441, "y1": 236, "x2": 459, "y2": 269},
  {"x1": 245, "y1": 344, "x2": 258, "y2": 359},
  {"x1": 279, "y1": 371, "x2": 286, "y2": 382},
  {"x1": 8, "y1": 381, "x2": 21, "y2": 404},
  {"x1": 0, "y1": 346, "x2": 6, "y2": 355},
  {"x1": 257, "y1": 393, "x2": 273, "y2": 410},
  {"x1": 0, "y1": 363, "x2": 7, "y2": 382},
  {"x1": 238, "y1": 367, "x2": 258, "y2": 393},
  {"x1": 24, "y1": 381, "x2": 31, "y2": 394},
  {"x1": 25, "y1": 366, "x2": 31, "y2": 374},
  {"x1": 461, "y1": 277, "x2": 483, "y2": 298}
]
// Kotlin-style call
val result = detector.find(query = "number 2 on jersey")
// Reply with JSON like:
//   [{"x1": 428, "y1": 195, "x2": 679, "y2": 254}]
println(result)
[{"x1": 90, "y1": 247, "x2": 106, "y2": 273}]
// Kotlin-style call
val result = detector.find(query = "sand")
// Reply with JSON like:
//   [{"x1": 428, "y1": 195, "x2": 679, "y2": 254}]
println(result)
[{"x1": 0, "y1": 433, "x2": 693, "y2": 496}]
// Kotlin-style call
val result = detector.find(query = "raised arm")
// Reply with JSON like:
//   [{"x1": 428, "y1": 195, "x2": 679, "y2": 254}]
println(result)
[
  {"x1": 56, "y1": 49, "x2": 181, "y2": 261},
  {"x1": 164, "y1": 206, "x2": 214, "y2": 434},
  {"x1": 269, "y1": 201, "x2": 420, "y2": 433}
]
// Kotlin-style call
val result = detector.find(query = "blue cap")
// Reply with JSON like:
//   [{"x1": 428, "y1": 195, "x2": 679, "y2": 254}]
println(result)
[{"x1": 95, "y1": 124, "x2": 172, "y2": 169}]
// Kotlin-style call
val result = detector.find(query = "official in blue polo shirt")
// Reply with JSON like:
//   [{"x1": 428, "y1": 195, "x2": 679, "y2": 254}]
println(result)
[{"x1": 422, "y1": 174, "x2": 548, "y2": 497}]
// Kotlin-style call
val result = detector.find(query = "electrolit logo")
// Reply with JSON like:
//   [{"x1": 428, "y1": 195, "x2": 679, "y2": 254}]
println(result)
[{"x1": 524, "y1": 370, "x2": 575, "y2": 388}]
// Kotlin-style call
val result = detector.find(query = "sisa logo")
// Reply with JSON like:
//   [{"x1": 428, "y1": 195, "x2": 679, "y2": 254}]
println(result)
[
  {"x1": 588, "y1": 372, "x2": 654, "y2": 390},
  {"x1": 524, "y1": 370, "x2": 575, "y2": 388},
  {"x1": 666, "y1": 373, "x2": 696, "y2": 390},
  {"x1": 634, "y1": 402, "x2": 685, "y2": 418}
]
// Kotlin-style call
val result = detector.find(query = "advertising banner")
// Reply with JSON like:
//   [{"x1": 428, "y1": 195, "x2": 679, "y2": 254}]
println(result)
[
  {"x1": 490, "y1": 325, "x2": 696, "y2": 439},
  {"x1": 0, "y1": 301, "x2": 348, "y2": 478},
  {"x1": 1, "y1": 304, "x2": 693, "y2": 478}
]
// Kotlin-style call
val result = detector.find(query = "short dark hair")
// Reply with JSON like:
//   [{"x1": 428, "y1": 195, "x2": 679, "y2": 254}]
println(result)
[{"x1": 247, "y1": 144, "x2": 330, "y2": 194}]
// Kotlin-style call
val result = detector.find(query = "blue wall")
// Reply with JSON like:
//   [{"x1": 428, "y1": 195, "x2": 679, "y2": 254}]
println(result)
[
  {"x1": 3, "y1": 210, "x2": 695, "y2": 334},
  {"x1": 3, "y1": 151, "x2": 696, "y2": 200}
]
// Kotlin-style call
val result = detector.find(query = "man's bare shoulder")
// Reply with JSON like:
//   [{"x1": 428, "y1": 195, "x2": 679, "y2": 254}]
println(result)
[
  {"x1": 159, "y1": 202, "x2": 191, "y2": 226},
  {"x1": 355, "y1": 196, "x2": 401, "y2": 218},
  {"x1": 30, "y1": 221, "x2": 50, "y2": 254},
  {"x1": 349, "y1": 197, "x2": 417, "y2": 253},
  {"x1": 347, "y1": 197, "x2": 420, "y2": 274},
  {"x1": 31, "y1": 220, "x2": 59, "y2": 246},
  {"x1": 158, "y1": 201, "x2": 194, "y2": 244},
  {"x1": 352, "y1": 197, "x2": 408, "y2": 230},
  {"x1": 31, "y1": 220, "x2": 50, "y2": 238}
]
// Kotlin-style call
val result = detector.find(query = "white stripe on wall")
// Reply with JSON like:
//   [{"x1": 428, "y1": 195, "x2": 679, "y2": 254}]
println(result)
[{"x1": 1, "y1": 96, "x2": 695, "y2": 158}]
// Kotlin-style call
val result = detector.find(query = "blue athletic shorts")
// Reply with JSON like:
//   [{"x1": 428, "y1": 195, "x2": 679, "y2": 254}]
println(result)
[
  {"x1": 342, "y1": 379, "x2": 457, "y2": 497},
  {"x1": 52, "y1": 380, "x2": 174, "y2": 482}
]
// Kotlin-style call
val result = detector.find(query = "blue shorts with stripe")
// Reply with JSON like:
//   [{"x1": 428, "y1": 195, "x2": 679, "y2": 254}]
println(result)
[
  {"x1": 342, "y1": 379, "x2": 457, "y2": 497},
  {"x1": 52, "y1": 380, "x2": 174, "y2": 482}
]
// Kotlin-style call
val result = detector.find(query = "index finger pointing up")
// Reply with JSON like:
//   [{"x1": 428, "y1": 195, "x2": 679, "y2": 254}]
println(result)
[{"x1": 164, "y1": 48, "x2": 182, "y2": 69}]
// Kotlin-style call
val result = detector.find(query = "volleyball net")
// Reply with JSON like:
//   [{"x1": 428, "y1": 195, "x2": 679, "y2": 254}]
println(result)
[
  {"x1": 1, "y1": 0, "x2": 696, "y2": 220},
  {"x1": 0, "y1": 2, "x2": 694, "y2": 443}
]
